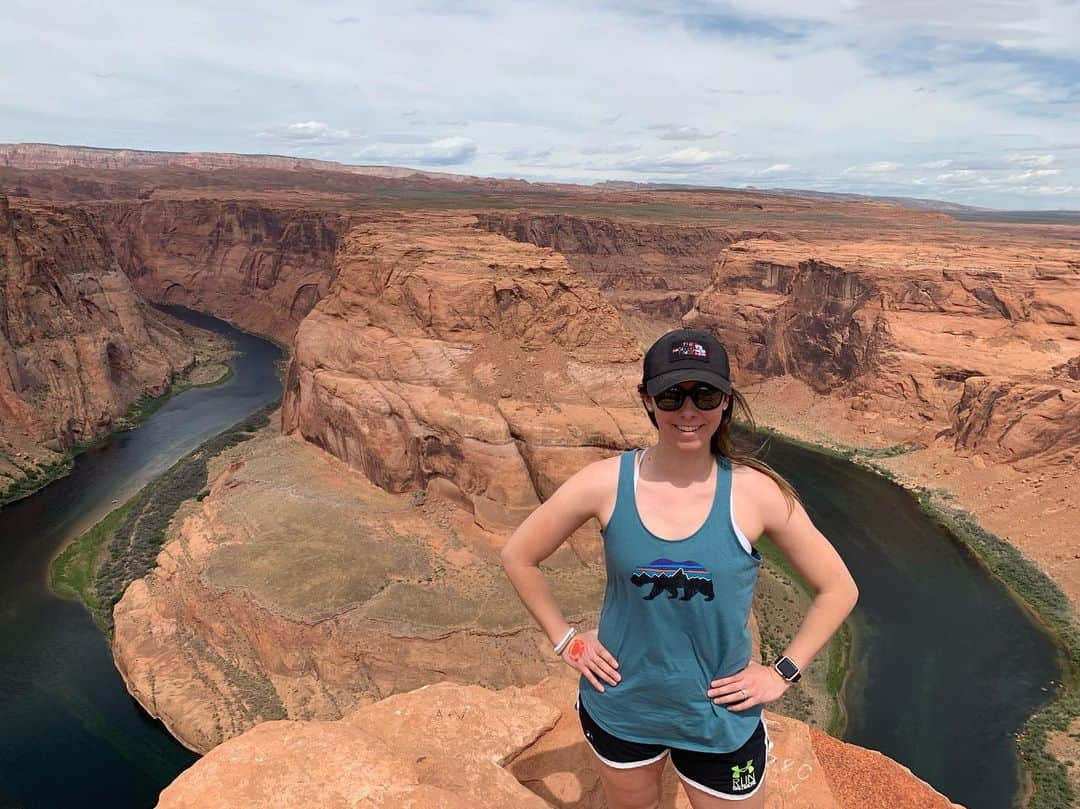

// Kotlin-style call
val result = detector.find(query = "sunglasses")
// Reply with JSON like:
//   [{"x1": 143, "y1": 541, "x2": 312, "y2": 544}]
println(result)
[{"x1": 652, "y1": 384, "x2": 728, "y2": 412}]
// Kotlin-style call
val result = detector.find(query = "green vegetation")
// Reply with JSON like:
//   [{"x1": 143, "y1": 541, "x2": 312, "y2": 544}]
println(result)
[
  {"x1": 0, "y1": 453, "x2": 75, "y2": 507},
  {"x1": 825, "y1": 622, "x2": 852, "y2": 733},
  {"x1": 51, "y1": 402, "x2": 278, "y2": 635},
  {"x1": 51, "y1": 500, "x2": 135, "y2": 616},
  {"x1": 116, "y1": 363, "x2": 234, "y2": 427}
]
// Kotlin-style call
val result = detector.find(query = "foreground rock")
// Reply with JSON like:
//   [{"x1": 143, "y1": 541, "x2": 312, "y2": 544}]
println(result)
[
  {"x1": 112, "y1": 425, "x2": 607, "y2": 753},
  {"x1": 157, "y1": 679, "x2": 963, "y2": 809}
]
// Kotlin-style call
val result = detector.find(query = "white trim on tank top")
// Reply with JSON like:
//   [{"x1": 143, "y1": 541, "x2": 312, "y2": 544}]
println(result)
[{"x1": 635, "y1": 448, "x2": 754, "y2": 556}]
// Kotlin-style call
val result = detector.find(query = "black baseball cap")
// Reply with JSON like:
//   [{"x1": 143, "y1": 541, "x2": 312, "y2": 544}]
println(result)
[{"x1": 642, "y1": 329, "x2": 732, "y2": 396}]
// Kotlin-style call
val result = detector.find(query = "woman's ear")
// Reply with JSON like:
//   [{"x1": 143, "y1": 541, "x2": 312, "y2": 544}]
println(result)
[{"x1": 637, "y1": 385, "x2": 653, "y2": 412}]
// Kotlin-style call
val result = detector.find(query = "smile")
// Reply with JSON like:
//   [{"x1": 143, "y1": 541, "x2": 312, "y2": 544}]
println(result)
[{"x1": 675, "y1": 425, "x2": 702, "y2": 433}]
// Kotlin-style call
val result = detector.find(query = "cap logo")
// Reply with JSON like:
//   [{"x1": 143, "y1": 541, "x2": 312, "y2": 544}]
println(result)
[{"x1": 670, "y1": 340, "x2": 708, "y2": 361}]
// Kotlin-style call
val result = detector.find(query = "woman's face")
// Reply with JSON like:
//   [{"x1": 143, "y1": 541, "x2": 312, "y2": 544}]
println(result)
[{"x1": 641, "y1": 380, "x2": 729, "y2": 450}]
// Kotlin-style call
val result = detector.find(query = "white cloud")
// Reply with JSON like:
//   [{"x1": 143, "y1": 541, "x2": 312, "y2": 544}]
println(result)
[
  {"x1": 844, "y1": 161, "x2": 904, "y2": 174},
  {"x1": 580, "y1": 142, "x2": 639, "y2": 155},
  {"x1": 649, "y1": 124, "x2": 723, "y2": 141},
  {"x1": 615, "y1": 148, "x2": 738, "y2": 172},
  {"x1": 1028, "y1": 185, "x2": 1078, "y2": 195},
  {"x1": 1006, "y1": 153, "x2": 1055, "y2": 166},
  {"x1": 653, "y1": 148, "x2": 735, "y2": 166},
  {"x1": 937, "y1": 169, "x2": 984, "y2": 182},
  {"x1": 1005, "y1": 168, "x2": 1061, "y2": 182},
  {"x1": 258, "y1": 121, "x2": 352, "y2": 145},
  {"x1": 760, "y1": 163, "x2": 792, "y2": 174},
  {"x1": 353, "y1": 136, "x2": 477, "y2": 166},
  {"x1": 921, "y1": 159, "x2": 952, "y2": 168}
]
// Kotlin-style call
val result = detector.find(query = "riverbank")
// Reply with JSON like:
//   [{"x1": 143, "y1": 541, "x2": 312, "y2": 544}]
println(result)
[
  {"x1": 0, "y1": 315, "x2": 235, "y2": 509},
  {"x1": 739, "y1": 386, "x2": 1078, "y2": 809},
  {"x1": 51, "y1": 402, "x2": 279, "y2": 633}
]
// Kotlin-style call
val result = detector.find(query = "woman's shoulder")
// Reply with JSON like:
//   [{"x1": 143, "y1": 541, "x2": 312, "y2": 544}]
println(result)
[
  {"x1": 729, "y1": 460, "x2": 784, "y2": 499},
  {"x1": 729, "y1": 458, "x2": 801, "y2": 529},
  {"x1": 549, "y1": 451, "x2": 624, "y2": 524},
  {"x1": 578, "y1": 451, "x2": 625, "y2": 489}
]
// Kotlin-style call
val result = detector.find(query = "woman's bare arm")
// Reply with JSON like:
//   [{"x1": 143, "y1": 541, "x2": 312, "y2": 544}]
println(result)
[
  {"x1": 757, "y1": 471, "x2": 859, "y2": 672},
  {"x1": 499, "y1": 458, "x2": 623, "y2": 692},
  {"x1": 499, "y1": 459, "x2": 610, "y2": 644},
  {"x1": 710, "y1": 470, "x2": 858, "y2": 710}
]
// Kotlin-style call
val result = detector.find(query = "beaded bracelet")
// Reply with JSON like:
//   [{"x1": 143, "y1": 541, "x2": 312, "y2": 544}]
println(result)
[{"x1": 553, "y1": 626, "x2": 577, "y2": 656}]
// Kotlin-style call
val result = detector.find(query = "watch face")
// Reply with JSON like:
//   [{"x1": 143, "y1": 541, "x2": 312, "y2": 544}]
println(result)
[{"x1": 776, "y1": 657, "x2": 799, "y2": 679}]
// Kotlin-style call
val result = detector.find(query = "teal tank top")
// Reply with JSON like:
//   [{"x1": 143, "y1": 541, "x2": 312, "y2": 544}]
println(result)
[{"x1": 579, "y1": 448, "x2": 763, "y2": 753}]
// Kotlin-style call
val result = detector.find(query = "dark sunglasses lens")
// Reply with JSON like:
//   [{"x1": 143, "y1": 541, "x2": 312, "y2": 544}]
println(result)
[
  {"x1": 653, "y1": 385, "x2": 726, "y2": 411},
  {"x1": 691, "y1": 387, "x2": 726, "y2": 410},
  {"x1": 654, "y1": 388, "x2": 684, "y2": 411}
]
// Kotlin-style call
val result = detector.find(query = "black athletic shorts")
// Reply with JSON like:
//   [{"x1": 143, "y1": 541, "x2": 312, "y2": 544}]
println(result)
[{"x1": 577, "y1": 697, "x2": 771, "y2": 800}]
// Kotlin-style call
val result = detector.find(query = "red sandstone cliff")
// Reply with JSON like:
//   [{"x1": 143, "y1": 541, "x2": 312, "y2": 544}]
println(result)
[
  {"x1": 475, "y1": 211, "x2": 760, "y2": 319},
  {"x1": 0, "y1": 194, "x2": 203, "y2": 498},
  {"x1": 112, "y1": 423, "x2": 610, "y2": 753},
  {"x1": 280, "y1": 213, "x2": 651, "y2": 529},
  {"x1": 98, "y1": 200, "x2": 347, "y2": 343},
  {"x1": 685, "y1": 238, "x2": 1080, "y2": 463}
]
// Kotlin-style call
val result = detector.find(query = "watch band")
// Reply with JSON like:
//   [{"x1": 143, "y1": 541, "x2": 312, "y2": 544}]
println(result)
[{"x1": 774, "y1": 655, "x2": 802, "y2": 682}]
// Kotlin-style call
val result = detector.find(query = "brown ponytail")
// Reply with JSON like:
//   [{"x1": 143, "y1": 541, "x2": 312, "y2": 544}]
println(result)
[{"x1": 712, "y1": 388, "x2": 802, "y2": 517}]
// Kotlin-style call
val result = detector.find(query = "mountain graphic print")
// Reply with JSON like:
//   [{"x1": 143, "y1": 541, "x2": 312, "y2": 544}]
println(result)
[{"x1": 630, "y1": 558, "x2": 715, "y2": 601}]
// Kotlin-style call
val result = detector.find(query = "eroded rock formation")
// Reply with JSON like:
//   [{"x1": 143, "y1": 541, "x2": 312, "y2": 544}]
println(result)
[
  {"x1": 99, "y1": 200, "x2": 347, "y2": 343},
  {"x1": 686, "y1": 238, "x2": 1080, "y2": 456},
  {"x1": 475, "y1": 211, "x2": 757, "y2": 319},
  {"x1": 281, "y1": 213, "x2": 651, "y2": 530},
  {"x1": 0, "y1": 194, "x2": 204, "y2": 497}
]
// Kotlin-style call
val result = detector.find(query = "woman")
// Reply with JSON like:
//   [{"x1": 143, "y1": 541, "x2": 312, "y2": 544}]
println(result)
[{"x1": 501, "y1": 328, "x2": 858, "y2": 808}]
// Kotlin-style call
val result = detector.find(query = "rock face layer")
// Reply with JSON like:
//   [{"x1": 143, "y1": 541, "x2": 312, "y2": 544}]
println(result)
[
  {"x1": 100, "y1": 200, "x2": 347, "y2": 343},
  {"x1": 281, "y1": 213, "x2": 652, "y2": 530},
  {"x1": 157, "y1": 679, "x2": 963, "y2": 809},
  {"x1": 475, "y1": 211, "x2": 752, "y2": 319},
  {"x1": 0, "y1": 194, "x2": 200, "y2": 496},
  {"x1": 686, "y1": 238, "x2": 1080, "y2": 464}
]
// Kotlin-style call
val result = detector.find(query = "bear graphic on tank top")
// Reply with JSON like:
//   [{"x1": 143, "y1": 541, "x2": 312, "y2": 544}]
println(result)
[{"x1": 629, "y1": 558, "x2": 715, "y2": 601}]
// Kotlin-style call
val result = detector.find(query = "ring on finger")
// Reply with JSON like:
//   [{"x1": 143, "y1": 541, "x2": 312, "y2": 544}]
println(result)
[{"x1": 739, "y1": 688, "x2": 748, "y2": 698}]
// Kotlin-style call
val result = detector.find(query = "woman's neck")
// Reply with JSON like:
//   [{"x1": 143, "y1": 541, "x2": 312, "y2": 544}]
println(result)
[{"x1": 642, "y1": 441, "x2": 715, "y2": 485}]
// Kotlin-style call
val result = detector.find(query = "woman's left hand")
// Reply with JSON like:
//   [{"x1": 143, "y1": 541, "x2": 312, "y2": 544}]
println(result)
[{"x1": 707, "y1": 660, "x2": 790, "y2": 711}]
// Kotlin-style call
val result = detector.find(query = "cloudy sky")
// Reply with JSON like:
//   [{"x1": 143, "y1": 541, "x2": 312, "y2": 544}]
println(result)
[{"x1": 2, "y1": 1, "x2": 1079, "y2": 208}]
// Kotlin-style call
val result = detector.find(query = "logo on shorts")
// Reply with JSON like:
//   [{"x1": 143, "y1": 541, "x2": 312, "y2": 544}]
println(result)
[{"x1": 731, "y1": 759, "x2": 756, "y2": 791}]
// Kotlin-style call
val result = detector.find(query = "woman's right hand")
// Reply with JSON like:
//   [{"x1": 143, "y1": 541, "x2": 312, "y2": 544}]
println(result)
[{"x1": 561, "y1": 629, "x2": 621, "y2": 692}]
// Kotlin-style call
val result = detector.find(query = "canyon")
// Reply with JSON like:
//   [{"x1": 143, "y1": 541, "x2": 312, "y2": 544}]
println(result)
[
  {"x1": 0, "y1": 194, "x2": 224, "y2": 503},
  {"x1": 3, "y1": 144, "x2": 1077, "y2": 806}
]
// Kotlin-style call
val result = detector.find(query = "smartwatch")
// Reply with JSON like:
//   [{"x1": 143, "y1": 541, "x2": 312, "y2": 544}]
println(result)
[{"x1": 773, "y1": 655, "x2": 802, "y2": 683}]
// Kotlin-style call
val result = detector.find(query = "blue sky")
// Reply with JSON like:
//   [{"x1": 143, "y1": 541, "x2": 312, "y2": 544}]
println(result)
[{"x1": 2, "y1": 0, "x2": 1078, "y2": 209}]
